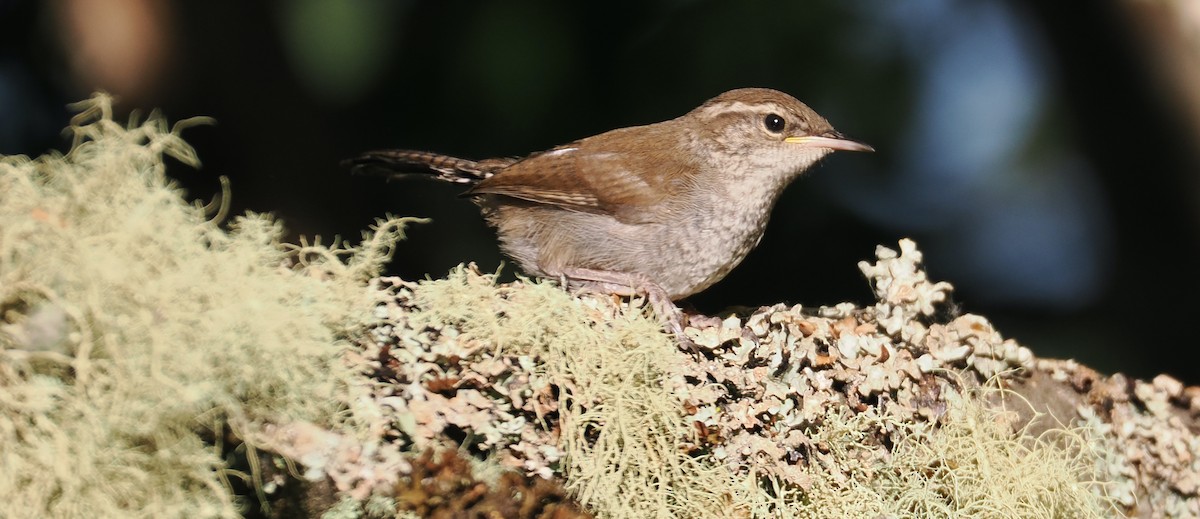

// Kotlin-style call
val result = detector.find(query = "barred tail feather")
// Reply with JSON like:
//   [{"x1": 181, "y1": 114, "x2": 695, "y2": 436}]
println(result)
[{"x1": 344, "y1": 149, "x2": 512, "y2": 184}]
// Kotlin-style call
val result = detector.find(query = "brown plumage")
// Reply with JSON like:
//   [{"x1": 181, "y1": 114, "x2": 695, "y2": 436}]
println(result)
[{"x1": 348, "y1": 88, "x2": 872, "y2": 344}]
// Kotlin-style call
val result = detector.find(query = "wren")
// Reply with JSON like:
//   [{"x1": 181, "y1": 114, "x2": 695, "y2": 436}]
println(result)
[{"x1": 347, "y1": 88, "x2": 872, "y2": 342}]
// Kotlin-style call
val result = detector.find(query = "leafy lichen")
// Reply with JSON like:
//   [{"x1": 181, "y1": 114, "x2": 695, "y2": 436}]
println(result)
[{"x1": 362, "y1": 258, "x2": 1117, "y2": 518}]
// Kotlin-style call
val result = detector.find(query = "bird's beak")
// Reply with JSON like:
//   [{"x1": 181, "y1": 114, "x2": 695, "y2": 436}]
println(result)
[{"x1": 784, "y1": 135, "x2": 875, "y2": 153}]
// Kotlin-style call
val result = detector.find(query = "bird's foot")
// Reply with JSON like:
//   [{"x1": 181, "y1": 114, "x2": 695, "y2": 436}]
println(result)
[{"x1": 555, "y1": 267, "x2": 695, "y2": 352}]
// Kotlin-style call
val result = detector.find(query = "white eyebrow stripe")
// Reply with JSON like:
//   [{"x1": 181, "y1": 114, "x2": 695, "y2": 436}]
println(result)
[
  {"x1": 544, "y1": 147, "x2": 577, "y2": 157},
  {"x1": 696, "y1": 101, "x2": 787, "y2": 118}
]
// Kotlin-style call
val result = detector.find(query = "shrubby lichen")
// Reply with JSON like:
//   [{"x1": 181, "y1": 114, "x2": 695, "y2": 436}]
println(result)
[
  {"x1": 0, "y1": 94, "x2": 413, "y2": 517},
  {"x1": 361, "y1": 253, "x2": 1117, "y2": 518}
]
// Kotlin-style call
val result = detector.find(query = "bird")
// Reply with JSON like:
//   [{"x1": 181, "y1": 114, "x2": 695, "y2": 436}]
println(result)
[{"x1": 347, "y1": 88, "x2": 872, "y2": 344}]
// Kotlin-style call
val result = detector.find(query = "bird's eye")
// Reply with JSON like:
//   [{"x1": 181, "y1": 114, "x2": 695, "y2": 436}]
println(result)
[{"x1": 763, "y1": 114, "x2": 786, "y2": 134}]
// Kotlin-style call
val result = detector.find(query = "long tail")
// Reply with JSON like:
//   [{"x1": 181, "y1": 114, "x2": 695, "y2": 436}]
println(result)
[{"x1": 343, "y1": 149, "x2": 516, "y2": 185}]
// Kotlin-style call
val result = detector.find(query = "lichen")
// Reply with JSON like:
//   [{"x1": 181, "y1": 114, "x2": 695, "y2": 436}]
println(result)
[
  {"x1": 0, "y1": 93, "x2": 413, "y2": 517},
  {"x1": 355, "y1": 266, "x2": 735, "y2": 517},
  {"x1": 1047, "y1": 363, "x2": 1200, "y2": 517},
  {"x1": 357, "y1": 242, "x2": 1114, "y2": 518},
  {"x1": 2, "y1": 94, "x2": 1162, "y2": 518}
]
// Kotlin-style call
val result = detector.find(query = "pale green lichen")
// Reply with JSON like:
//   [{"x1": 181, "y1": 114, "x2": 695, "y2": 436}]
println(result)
[
  {"x1": 0, "y1": 93, "x2": 413, "y2": 517},
  {"x1": 375, "y1": 267, "x2": 736, "y2": 517},
  {"x1": 366, "y1": 264, "x2": 1118, "y2": 518}
]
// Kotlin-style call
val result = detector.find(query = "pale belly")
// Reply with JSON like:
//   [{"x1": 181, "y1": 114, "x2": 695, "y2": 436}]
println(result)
[{"x1": 484, "y1": 198, "x2": 772, "y2": 300}]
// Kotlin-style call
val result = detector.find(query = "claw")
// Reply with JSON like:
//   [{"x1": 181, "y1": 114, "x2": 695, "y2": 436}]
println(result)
[{"x1": 551, "y1": 267, "x2": 697, "y2": 352}]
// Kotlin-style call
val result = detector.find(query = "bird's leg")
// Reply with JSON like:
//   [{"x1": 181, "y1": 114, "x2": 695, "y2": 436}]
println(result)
[{"x1": 554, "y1": 267, "x2": 694, "y2": 350}]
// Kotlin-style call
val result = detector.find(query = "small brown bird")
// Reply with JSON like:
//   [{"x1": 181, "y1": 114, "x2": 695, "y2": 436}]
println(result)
[{"x1": 348, "y1": 88, "x2": 872, "y2": 342}]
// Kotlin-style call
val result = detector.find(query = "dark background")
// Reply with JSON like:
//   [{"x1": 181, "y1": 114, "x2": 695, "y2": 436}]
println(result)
[{"x1": 3, "y1": 1, "x2": 1199, "y2": 382}]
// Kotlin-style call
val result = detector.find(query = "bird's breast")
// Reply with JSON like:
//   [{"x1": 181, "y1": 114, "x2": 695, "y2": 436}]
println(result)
[{"x1": 649, "y1": 191, "x2": 776, "y2": 297}]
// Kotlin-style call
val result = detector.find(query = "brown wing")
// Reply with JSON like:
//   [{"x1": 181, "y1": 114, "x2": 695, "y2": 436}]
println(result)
[{"x1": 465, "y1": 123, "x2": 698, "y2": 224}]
